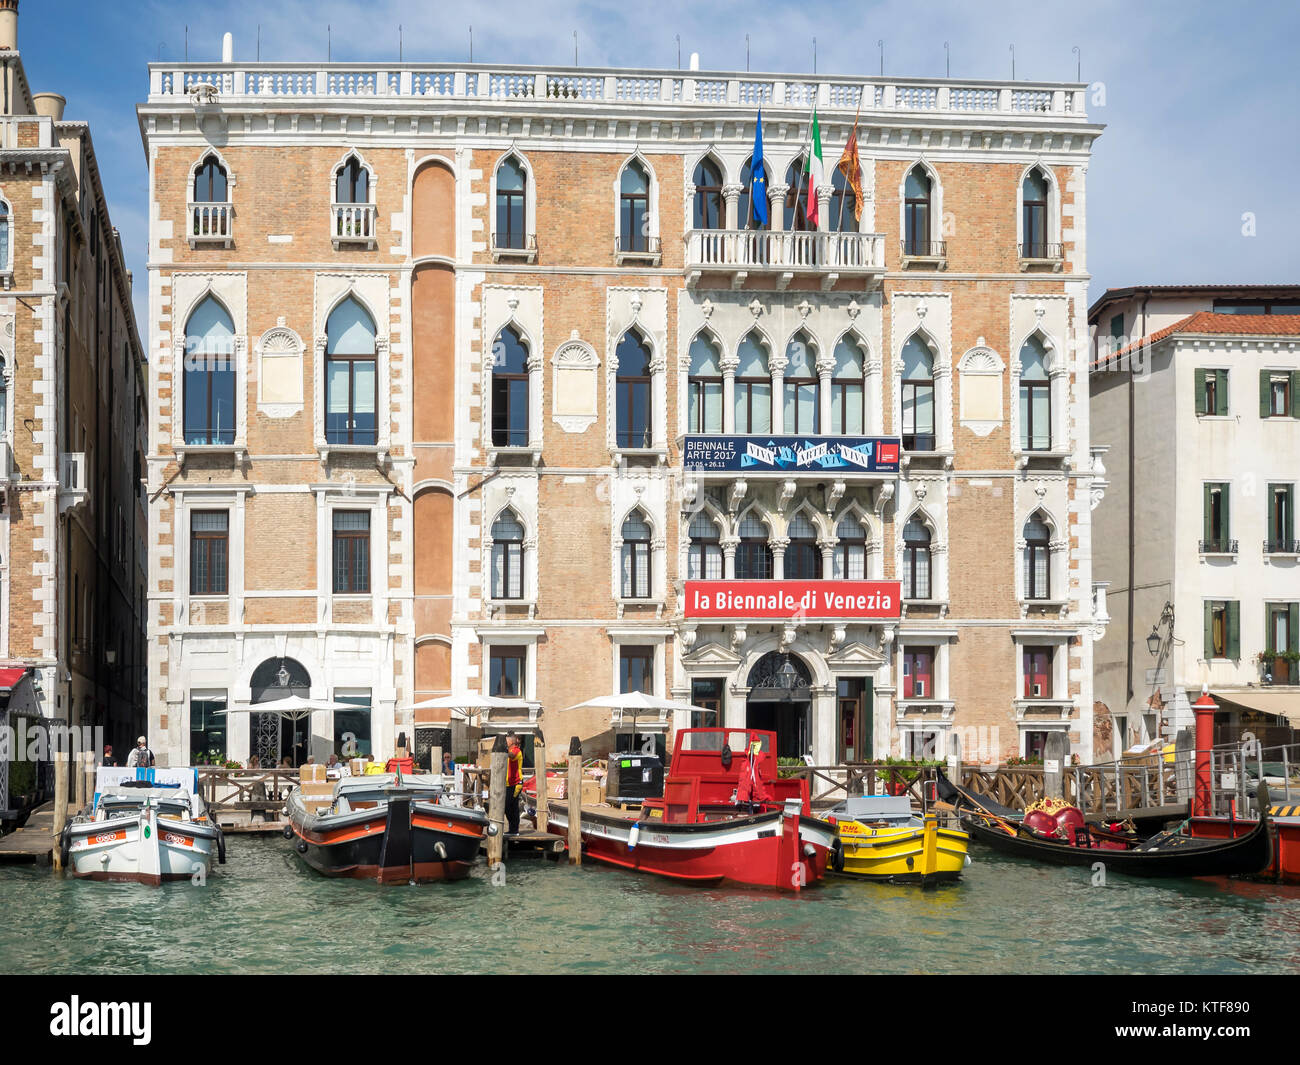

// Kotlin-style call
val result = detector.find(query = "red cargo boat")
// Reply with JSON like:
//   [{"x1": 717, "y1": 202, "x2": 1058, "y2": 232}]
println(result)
[{"x1": 541, "y1": 728, "x2": 838, "y2": 891}]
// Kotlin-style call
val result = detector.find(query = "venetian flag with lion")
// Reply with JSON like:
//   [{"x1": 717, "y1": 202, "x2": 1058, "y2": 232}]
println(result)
[{"x1": 835, "y1": 99, "x2": 864, "y2": 228}]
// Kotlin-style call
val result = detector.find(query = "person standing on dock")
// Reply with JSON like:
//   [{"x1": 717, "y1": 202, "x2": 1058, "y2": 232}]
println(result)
[
  {"x1": 505, "y1": 733, "x2": 524, "y2": 835},
  {"x1": 126, "y1": 736, "x2": 154, "y2": 769}
]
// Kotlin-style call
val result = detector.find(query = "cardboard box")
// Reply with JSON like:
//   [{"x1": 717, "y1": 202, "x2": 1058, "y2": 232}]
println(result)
[
  {"x1": 348, "y1": 759, "x2": 366, "y2": 777},
  {"x1": 300, "y1": 763, "x2": 326, "y2": 782},
  {"x1": 581, "y1": 779, "x2": 602, "y2": 806}
]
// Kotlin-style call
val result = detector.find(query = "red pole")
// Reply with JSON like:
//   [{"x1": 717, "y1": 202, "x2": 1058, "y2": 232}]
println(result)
[{"x1": 1192, "y1": 687, "x2": 1217, "y2": 818}]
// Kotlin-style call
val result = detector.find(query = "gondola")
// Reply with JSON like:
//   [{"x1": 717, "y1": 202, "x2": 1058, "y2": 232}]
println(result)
[{"x1": 940, "y1": 770, "x2": 1274, "y2": 879}]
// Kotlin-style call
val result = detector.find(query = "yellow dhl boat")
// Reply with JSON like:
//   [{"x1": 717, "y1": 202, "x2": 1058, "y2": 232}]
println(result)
[{"x1": 825, "y1": 796, "x2": 971, "y2": 884}]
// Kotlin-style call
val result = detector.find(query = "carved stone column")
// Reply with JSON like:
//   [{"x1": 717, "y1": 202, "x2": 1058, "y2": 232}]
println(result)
[
  {"x1": 721, "y1": 350, "x2": 739, "y2": 434},
  {"x1": 721, "y1": 535, "x2": 739, "y2": 580},
  {"x1": 770, "y1": 535, "x2": 790, "y2": 580}
]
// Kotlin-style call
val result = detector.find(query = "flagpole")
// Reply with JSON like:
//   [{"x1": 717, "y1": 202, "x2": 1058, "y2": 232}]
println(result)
[
  {"x1": 835, "y1": 98, "x2": 862, "y2": 234},
  {"x1": 789, "y1": 102, "x2": 815, "y2": 232}
]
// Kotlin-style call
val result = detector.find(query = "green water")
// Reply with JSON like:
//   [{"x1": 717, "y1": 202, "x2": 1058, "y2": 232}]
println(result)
[{"x1": 2, "y1": 838, "x2": 1299, "y2": 975}]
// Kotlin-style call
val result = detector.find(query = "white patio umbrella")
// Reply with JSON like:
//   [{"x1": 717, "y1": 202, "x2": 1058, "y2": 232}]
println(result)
[
  {"x1": 561, "y1": 690, "x2": 719, "y2": 736},
  {"x1": 217, "y1": 694, "x2": 360, "y2": 721},
  {"x1": 398, "y1": 692, "x2": 533, "y2": 718}
]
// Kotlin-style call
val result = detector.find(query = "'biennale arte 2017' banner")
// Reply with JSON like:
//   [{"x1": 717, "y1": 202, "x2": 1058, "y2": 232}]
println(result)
[
  {"x1": 683, "y1": 580, "x2": 903, "y2": 620},
  {"x1": 682, "y1": 435, "x2": 901, "y2": 473}
]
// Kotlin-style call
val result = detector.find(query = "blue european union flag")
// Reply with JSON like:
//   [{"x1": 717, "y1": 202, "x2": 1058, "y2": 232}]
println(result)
[{"x1": 750, "y1": 109, "x2": 768, "y2": 226}]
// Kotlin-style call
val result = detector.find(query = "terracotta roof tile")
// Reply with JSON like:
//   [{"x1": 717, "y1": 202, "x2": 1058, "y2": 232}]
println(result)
[{"x1": 1090, "y1": 313, "x2": 1300, "y2": 371}]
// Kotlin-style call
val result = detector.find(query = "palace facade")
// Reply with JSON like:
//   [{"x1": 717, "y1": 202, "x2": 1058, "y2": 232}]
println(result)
[{"x1": 140, "y1": 45, "x2": 1107, "y2": 767}]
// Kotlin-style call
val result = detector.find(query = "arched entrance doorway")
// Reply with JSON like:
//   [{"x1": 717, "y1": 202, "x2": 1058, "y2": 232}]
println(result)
[
  {"x1": 745, "y1": 652, "x2": 812, "y2": 758},
  {"x1": 250, "y1": 657, "x2": 311, "y2": 767}
]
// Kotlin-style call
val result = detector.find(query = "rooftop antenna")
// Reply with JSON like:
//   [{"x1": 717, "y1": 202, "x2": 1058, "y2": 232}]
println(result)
[
  {"x1": 745, "y1": 34, "x2": 749, "y2": 72},
  {"x1": 675, "y1": 34, "x2": 680, "y2": 69},
  {"x1": 944, "y1": 40, "x2": 949, "y2": 78},
  {"x1": 184, "y1": 25, "x2": 188, "y2": 62},
  {"x1": 877, "y1": 39, "x2": 883, "y2": 76},
  {"x1": 573, "y1": 30, "x2": 578, "y2": 66},
  {"x1": 328, "y1": 25, "x2": 331, "y2": 63},
  {"x1": 1009, "y1": 43, "x2": 1015, "y2": 79},
  {"x1": 812, "y1": 36, "x2": 817, "y2": 74},
  {"x1": 257, "y1": 24, "x2": 261, "y2": 62},
  {"x1": 1072, "y1": 44, "x2": 1081, "y2": 81},
  {"x1": 399, "y1": 24, "x2": 403, "y2": 63},
  {"x1": 469, "y1": 25, "x2": 473, "y2": 62}
]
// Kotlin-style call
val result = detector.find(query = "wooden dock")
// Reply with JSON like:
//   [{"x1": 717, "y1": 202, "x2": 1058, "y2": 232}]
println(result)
[
  {"x1": 481, "y1": 828, "x2": 566, "y2": 859},
  {"x1": 0, "y1": 802, "x2": 56, "y2": 864}
]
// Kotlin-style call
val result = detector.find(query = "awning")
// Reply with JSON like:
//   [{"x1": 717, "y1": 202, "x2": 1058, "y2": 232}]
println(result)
[
  {"x1": 0, "y1": 667, "x2": 26, "y2": 691},
  {"x1": 1213, "y1": 690, "x2": 1300, "y2": 725}
]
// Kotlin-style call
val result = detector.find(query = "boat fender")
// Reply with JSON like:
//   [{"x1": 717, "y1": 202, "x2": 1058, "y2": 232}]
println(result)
[
  {"x1": 59, "y1": 824, "x2": 71, "y2": 869},
  {"x1": 296, "y1": 840, "x2": 308, "y2": 854},
  {"x1": 628, "y1": 823, "x2": 640, "y2": 850},
  {"x1": 830, "y1": 837, "x2": 845, "y2": 873},
  {"x1": 720, "y1": 744, "x2": 733, "y2": 769},
  {"x1": 486, "y1": 821, "x2": 499, "y2": 837},
  {"x1": 282, "y1": 825, "x2": 295, "y2": 840},
  {"x1": 216, "y1": 827, "x2": 227, "y2": 865},
  {"x1": 434, "y1": 841, "x2": 447, "y2": 860}
]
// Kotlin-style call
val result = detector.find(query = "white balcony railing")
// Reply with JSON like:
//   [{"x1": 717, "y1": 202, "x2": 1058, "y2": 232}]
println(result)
[
  {"x1": 189, "y1": 202, "x2": 232, "y2": 246},
  {"x1": 331, "y1": 203, "x2": 378, "y2": 247},
  {"x1": 685, "y1": 229, "x2": 884, "y2": 281},
  {"x1": 148, "y1": 66, "x2": 1090, "y2": 122}
]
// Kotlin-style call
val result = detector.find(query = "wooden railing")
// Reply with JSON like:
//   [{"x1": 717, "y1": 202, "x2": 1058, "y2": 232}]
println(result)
[{"x1": 195, "y1": 767, "x2": 300, "y2": 819}]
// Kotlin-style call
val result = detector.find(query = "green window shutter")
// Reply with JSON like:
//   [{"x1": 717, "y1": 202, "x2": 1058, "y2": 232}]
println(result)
[
  {"x1": 1261, "y1": 370, "x2": 1272, "y2": 417},
  {"x1": 1216, "y1": 370, "x2": 1229, "y2": 416},
  {"x1": 1204, "y1": 601, "x2": 1214, "y2": 658},
  {"x1": 1194, "y1": 368, "x2": 1207, "y2": 415},
  {"x1": 1227, "y1": 601, "x2": 1240, "y2": 660},
  {"x1": 1292, "y1": 371, "x2": 1300, "y2": 418},
  {"x1": 1203, "y1": 484, "x2": 1213, "y2": 543},
  {"x1": 1290, "y1": 603, "x2": 1299, "y2": 654}
]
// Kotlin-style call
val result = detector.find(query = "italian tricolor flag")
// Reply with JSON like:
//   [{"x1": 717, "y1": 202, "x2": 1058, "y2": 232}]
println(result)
[{"x1": 804, "y1": 109, "x2": 824, "y2": 227}]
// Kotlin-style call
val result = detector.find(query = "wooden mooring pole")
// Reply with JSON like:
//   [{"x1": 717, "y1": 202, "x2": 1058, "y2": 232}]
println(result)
[
  {"x1": 487, "y1": 734, "x2": 507, "y2": 864},
  {"x1": 74, "y1": 750, "x2": 88, "y2": 813},
  {"x1": 51, "y1": 751, "x2": 69, "y2": 871},
  {"x1": 534, "y1": 735, "x2": 548, "y2": 832},
  {"x1": 431, "y1": 745, "x2": 442, "y2": 776},
  {"x1": 83, "y1": 752, "x2": 96, "y2": 812},
  {"x1": 566, "y1": 736, "x2": 582, "y2": 865}
]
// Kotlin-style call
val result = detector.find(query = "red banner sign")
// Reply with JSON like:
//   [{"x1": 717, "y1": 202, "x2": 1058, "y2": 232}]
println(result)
[{"x1": 683, "y1": 580, "x2": 902, "y2": 620}]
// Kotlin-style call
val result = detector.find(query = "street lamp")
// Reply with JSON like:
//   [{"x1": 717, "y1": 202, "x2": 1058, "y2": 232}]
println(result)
[
  {"x1": 778, "y1": 658, "x2": 799, "y2": 689},
  {"x1": 1146, "y1": 626, "x2": 1161, "y2": 657}
]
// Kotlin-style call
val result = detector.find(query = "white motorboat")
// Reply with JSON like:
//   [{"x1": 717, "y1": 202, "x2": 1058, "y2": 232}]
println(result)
[{"x1": 61, "y1": 767, "x2": 225, "y2": 885}]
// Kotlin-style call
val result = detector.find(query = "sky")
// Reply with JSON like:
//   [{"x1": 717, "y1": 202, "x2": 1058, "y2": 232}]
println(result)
[{"x1": 15, "y1": 0, "x2": 1300, "y2": 333}]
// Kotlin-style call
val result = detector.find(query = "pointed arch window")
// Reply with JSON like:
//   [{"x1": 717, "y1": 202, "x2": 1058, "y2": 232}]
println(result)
[
  {"x1": 335, "y1": 156, "x2": 369, "y2": 204},
  {"x1": 0, "y1": 197, "x2": 9, "y2": 271},
  {"x1": 735, "y1": 333, "x2": 771, "y2": 434},
  {"x1": 687, "y1": 513, "x2": 722, "y2": 580},
  {"x1": 736, "y1": 513, "x2": 773, "y2": 580},
  {"x1": 834, "y1": 516, "x2": 867, "y2": 579},
  {"x1": 0, "y1": 356, "x2": 8, "y2": 432},
  {"x1": 786, "y1": 512, "x2": 822, "y2": 580},
  {"x1": 619, "y1": 160, "x2": 651, "y2": 252},
  {"x1": 615, "y1": 329, "x2": 653, "y2": 448},
  {"x1": 687, "y1": 334, "x2": 723, "y2": 434},
  {"x1": 324, "y1": 298, "x2": 378, "y2": 446},
  {"x1": 496, "y1": 155, "x2": 528, "y2": 251},
  {"x1": 1022, "y1": 167, "x2": 1049, "y2": 259},
  {"x1": 1019, "y1": 335, "x2": 1051, "y2": 451},
  {"x1": 1023, "y1": 514, "x2": 1051, "y2": 600},
  {"x1": 183, "y1": 296, "x2": 237, "y2": 446},
  {"x1": 903, "y1": 516, "x2": 932, "y2": 599},
  {"x1": 901, "y1": 336, "x2": 935, "y2": 452},
  {"x1": 190, "y1": 156, "x2": 231, "y2": 243},
  {"x1": 784, "y1": 156, "x2": 814, "y2": 231},
  {"x1": 491, "y1": 325, "x2": 530, "y2": 447},
  {"x1": 692, "y1": 158, "x2": 724, "y2": 230},
  {"x1": 784, "y1": 331, "x2": 819, "y2": 434},
  {"x1": 194, "y1": 156, "x2": 228, "y2": 203},
  {"x1": 904, "y1": 166, "x2": 932, "y2": 255},
  {"x1": 739, "y1": 156, "x2": 768, "y2": 231},
  {"x1": 332, "y1": 155, "x2": 375, "y2": 244},
  {"x1": 832, "y1": 337, "x2": 866, "y2": 435},
  {"x1": 621, "y1": 509, "x2": 653, "y2": 598},
  {"x1": 491, "y1": 509, "x2": 525, "y2": 600}
]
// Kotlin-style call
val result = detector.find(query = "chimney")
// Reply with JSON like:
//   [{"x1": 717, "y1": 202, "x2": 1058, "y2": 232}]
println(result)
[
  {"x1": 32, "y1": 92, "x2": 65, "y2": 121},
  {"x1": 689, "y1": 52, "x2": 700, "y2": 72},
  {"x1": 222, "y1": 32, "x2": 233, "y2": 64},
  {"x1": 0, "y1": 0, "x2": 17, "y2": 51}
]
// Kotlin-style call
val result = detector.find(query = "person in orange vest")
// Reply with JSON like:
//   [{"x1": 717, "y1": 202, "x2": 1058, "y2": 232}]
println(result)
[{"x1": 505, "y1": 732, "x2": 524, "y2": 835}]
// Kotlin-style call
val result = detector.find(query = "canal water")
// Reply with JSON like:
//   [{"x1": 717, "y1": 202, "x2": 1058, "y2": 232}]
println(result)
[{"x1": 2, "y1": 837, "x2": 1299, "y2": 974}]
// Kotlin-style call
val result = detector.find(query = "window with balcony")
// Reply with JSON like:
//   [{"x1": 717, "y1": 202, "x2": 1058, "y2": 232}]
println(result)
[
  {"x1": 1265, "y1": 604, "x2": 1299, "y2": 682},
  {"x1": 490, "y1": 508, "x2": 525, "y2": 600},
  {"x1": 692, "y1": 157, "x2": 724, "y2": 230},
  {"x1": 783, "y1": 331, "x2": 819, "y2": 434},
  {"x1": 324, "y1": 298, "x2": 378, "y2": 446},
  {"x1": 736, "y1": 512, "x2": 773, "y2": 579},
  {"x1": 1261, "y1": 370, "x2": 1300, "y2": 419},
  {"x1": 833, "y1": 516, "x2": 868, "y2": 579},
  {"x1": 1268, "y1": 484, "x2": 1295, "y2": 553},
  {"x1": 619, "y1": 160, "x2": 651, "y2": 253},
  {"x1": 191, "y1": 155, "x2": 230, "y2": 243},
  {"x1": 491, "y1": 325, "x2": 530, "y2": 447},
  {"x1": 900, "y1": 336, "x2": 935, "y2": 452},
  {"x1": 189, "y1": 510, "x2": 228, "y2": 596},
  {"x1": 1023, "y1": 513, "x2": 1052, "y2": 600},
  {"x1": 332, "y1": 510, "x2": 371, "y2": 594},
  {"x1": 615, "y1": 329, "x2": 653, "y2": 449},
  {"x1": 902, "y1": 515, "x2": 932, "y2": 599},
  {"x1": 1019, "y1": 336, "x2": 1051, "y2": 450},
  {"x1": 785, "y1": 512, "x2": 822, "y2": 580},
  {"x1": 1203, "y1": 600, "x2": 1239, "y2": 660},
  {"x1": 1201, "y1": 483, "x2": 1233, "y2": 554},
  {"x1": 183, "y1": 296, "x2": 236, "y2": 446},
  {"x1": 902, "y1": 647, "x2": 934, "y2": 699},
  {"x1": 687, "y1": 514, "x2": 723, "y2": 579},
  {"x1": 620, "y1": 509, "x2": 652, "y2": 598},
  {"x1": 488, "y1": 646, "x2": 527, "y2": 699},
  {"x1": 903, "y1": 165, "x2": 932, "y2": 255},
  {"x1": 0, "y1": 196, "x2": 10, "y2": 271},
  {"x1": 1195, "y1": 368, "x2": 1229, "y2": 416},
  {"x1": 735, "y1": 332, "x2": 772, "y2": 434},
  {"x1": 1021, "y1": 166, "x2": 1050, "y2": 259},
  {"x1": 831, "y1": 337, "x2": 866, "y2": 435},
  {"x1": 1023, "y1": 646, "x2": 1053, "y2": 698},
  {"x1": 333, "y1": 154, "x2": 374, "y2": 245},
  {"x1": 687, "y1": 334, "x2": 723, "y2": 434},
  {"x1": 495, "y1": 155, "x2": 528, "y2": 251}
]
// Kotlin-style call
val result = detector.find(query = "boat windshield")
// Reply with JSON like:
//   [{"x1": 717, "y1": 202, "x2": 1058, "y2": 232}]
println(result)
[{"x1": 677, "y1": 730, "x2": 771, "y2": 754}]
